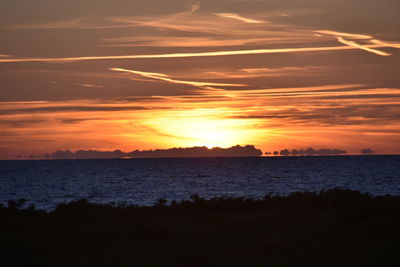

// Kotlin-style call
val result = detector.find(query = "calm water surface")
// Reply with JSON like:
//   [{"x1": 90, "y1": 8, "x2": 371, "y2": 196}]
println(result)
[{"x1": 0, "y1": 156, "x2": 399, "y2": 210}]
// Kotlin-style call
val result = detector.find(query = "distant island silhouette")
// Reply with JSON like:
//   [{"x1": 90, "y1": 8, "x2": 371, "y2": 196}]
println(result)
[
  {"x1": 266, "y1": 148, "x2": 348, "y2": 156},
  {"x1": 35, "y1": 145, "x2": 367, "y2": 159},
  {"x1": 45, "y1": 145, "x2": 263, "y2": 159}
]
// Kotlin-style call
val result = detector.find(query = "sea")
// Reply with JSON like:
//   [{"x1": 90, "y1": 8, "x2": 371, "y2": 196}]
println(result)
[{"x1": 1, "y1": 155, "x2": 399, "y2": 211}]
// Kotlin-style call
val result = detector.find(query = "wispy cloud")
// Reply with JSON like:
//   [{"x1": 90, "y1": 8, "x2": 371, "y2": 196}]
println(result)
[
  {"x1": 316, "y1": 30, "x2": 393, "y2": 56},
  {"x1": 138, "y1": 123, "x2": 197, "y2": 141},
  {"x1": 240, "y1": 66, "x2": 321, "y2": 75},
  {"x1": 200, "y1": 84, "x2": 365, "y2": 97},
  {"x1": 108, "y1": 3, "x2": 208, "y2": 34},
  {"x1": 337, "y1": 37, "x2": 390, "y2": 56},
  {"x1": 214, "y1": 13, "x2": 264, "y2": 24},
  {"x1": 1, "y1": 3, "x2": 200, "y2": 31},
  {"x1": 206, "y1": 66, "x2": 323, "y2": 79},
  {"x1": 1, "y1": 43, "x2": 396, "y2": 64},
  {"x1": 3, "y1": 17, "x2": 87, "y2": 30},
  {"x1": 1, "y1": 84, "x2": 399, "y2": 156},
  {"x1": 98, "y1": 36, "x2": 279, "y2": 48},
  {"x1": 76, "y1": 83, "x2": 103, "y2": 88},
  {"x1": 0, "y1": 17, "x2": 135, "y2": 30},
  {"x1": 107, "y1": 3, "x2": 300, "y2": 40},
  {"x1": 314, "y1": 30, "x2": 372, "y2": 40},
  {"x1": 0, "y1": 106, "x2": 149, "y2": 115},
  {"x1": 370, "y1": 39, "x2": 400, "y2": 49},
  {"x1": 110, "y1": 68, "x2": 247, "y2": 88}
]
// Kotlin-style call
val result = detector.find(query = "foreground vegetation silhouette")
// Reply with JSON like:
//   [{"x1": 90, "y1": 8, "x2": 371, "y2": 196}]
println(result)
[{"x1": 1, "y1": 190, "x2": 400, "y2": 266}]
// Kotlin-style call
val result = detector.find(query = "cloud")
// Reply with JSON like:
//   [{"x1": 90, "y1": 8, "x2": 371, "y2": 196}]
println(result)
[
  {"x1": 107, "y1": 3, "x2": 208, "y2": 34},
  {"x1": 336, "y1": 37, "x2": 390, "y2": 56},
  {"x1": 96, "y1": 11, "x2": 308, "y2": 48},
  {"x1": 1, "y1": 84, "x2": 399, "y2": 157},
  {"x1": 1, "y1": 43, "x2": 396, "y2": 64},
  {"x1": 1, "y1": 3, "x2": 201, "y2": 32},
  {"x1": 2, "y1": 17, "x2": 88, "y2": 30},
  {"x1": 370, "y1": 39, "x2": 400, "y2": 49},
  {"x1": 98, "y1": 36, "x2": 279, "y2": 48},
  {"x1": 166, "y1": 3, "x2": 200, "y2": 18},
  {"x1": 206, "y1": 66, "x2": 324, "y2": 79},
  {"x1": 137, "y1": 123, "x2": 197, "y2": 140},
  {"x1": 76, "y1": 83, "x2": 103, "y2": 88},
  {"x1": 200, "y1": 84, "x2": 364, "y2": 96},
  {"x1": 214, "y1": 13, "x2": 264, "y2": 24},
  {"x1": 315, "y1": 30, "x2": 393, "y2": 56},
  {"x1": 0, "y1": 119, "x2": 48, "y2": 127},
  {"x1": 110, "y1": 68, "x2": 247, "y2": 88},
  {"x1": 316, "y1": 93, "x2": 400, "y2": 100},
  {"x1": 0, "y1": 16, "x2": 136, "y2": 30},
  {"x1": 60, "y1": 118, "x2": 102, "y2": 124},
  {"x1": 0, "y1": 106, "x2": 149, "y2": 115},
  {"x1": 314, "y1": 30, "x2": 372, "y2": 40}
]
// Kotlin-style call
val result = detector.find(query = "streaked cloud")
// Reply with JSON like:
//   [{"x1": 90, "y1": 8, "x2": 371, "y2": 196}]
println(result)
[
  {"x1": 1, "y1": 84, "x2": 399, "y2": 156},
  {"x1": 370, "y1": 39, "x2": 400, "y2": 49},
  {"x1": 98, "y1": 36, "x2": 279, "y2": 48},
  {"x1": 1, "y1": 3, "x2": 200, "y2": 32},
  {"x1": 214, "y1": 13, "x2": 264, "y2": 24},
  {"x1": 316, "y1": 30, "x2": 394, "y2": 56},
  {"x1": 1, "y1": 42, "x2": 397, "y2": 64},
  {"x1": 314, "y1": 30, "x2": 372, "y2": 40},
  {"x1": 3, "y1": 17, "x2": 89, "y2": 30},
  {"x1": 0, "y1": 105, "x2": 149, "y2": 115},
  {"x1": 337, "y1": 37, "x2": 390, "y2": 56},
  {"x1": 206, "y1": 66, "x2": 324, "y2": 79},
  {"x1": 76, "y1": 83, "x2": 103, "y2": 88},
  {"x1": 110, "y1": 68, "x2": 247, "y2": 88},
  {"x1": 0, "y1": 16, "x2": 138, "y2": 30}
]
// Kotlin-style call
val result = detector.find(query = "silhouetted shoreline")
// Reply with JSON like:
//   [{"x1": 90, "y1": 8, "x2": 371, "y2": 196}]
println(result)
[
  {"x1": 1, "y1": 190, "x2": 400, "y2": 266},
  {"x1": 18, "y1": 145, "x2": 378, "y2": 160},
  {"x1": 41, "y1": 145, "x2": 263, "y2": 159}
]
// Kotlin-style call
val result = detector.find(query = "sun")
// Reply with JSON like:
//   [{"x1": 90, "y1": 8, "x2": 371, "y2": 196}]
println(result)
[
  {"x1": 179, "y1": 119, "x2": 245, "y2": 148},
  {"x1": 141, "y1": 109, "x2": 262, "y2": 148}
]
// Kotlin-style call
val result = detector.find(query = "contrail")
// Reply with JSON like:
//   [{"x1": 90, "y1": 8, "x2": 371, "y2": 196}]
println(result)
[
  {"x1": 111, "y1": 68, "x2": 247, "y2": 87},
  {"x1": 370, "y1": 39, "x2": 400, "y2": 49},
  {"x1": 337, "y1": 37, "x2": 391, "y2": 56},
  {"x1": 315, "y1": 30, "x2": 394, "y2": 56},
  {"x1": 314, "y1": 30, "x2": 372, "y2": 39},
  {"x1": 215, "y1": 13, "x2": 264, "y2": 24},
  {"x1": 0, "y1": 44, "x2": 395, "y2": 64}
]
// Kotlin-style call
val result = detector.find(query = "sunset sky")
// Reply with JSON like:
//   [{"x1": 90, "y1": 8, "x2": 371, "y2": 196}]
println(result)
[{"x1": 1, "y1": 0, "x2": 400, "y2": 158}]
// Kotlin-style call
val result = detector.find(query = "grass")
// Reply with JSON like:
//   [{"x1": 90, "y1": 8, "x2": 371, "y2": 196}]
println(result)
[{"x1": 1, "y1": 190, "x2": 400, "y2": 266}]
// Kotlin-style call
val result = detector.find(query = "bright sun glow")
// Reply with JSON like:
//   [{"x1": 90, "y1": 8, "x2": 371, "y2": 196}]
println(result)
[{"x1": 142, "y1": 109, "x2": 262, "y2": 148}]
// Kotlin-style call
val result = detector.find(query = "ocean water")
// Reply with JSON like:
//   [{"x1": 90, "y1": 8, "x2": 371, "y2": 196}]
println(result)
[{"x1": 0, "y1": 156, "x2": 399, "y2": 210}]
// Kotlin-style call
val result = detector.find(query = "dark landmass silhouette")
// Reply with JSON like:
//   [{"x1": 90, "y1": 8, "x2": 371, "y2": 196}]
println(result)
[
  {"x1": 1, "y1": 190, "x2": 400, "y2": 266},
  {"x1": 361, "y1": 148, "x2": 376, "y2": 155},
  {"x1": 45, "y1": 145, "x2": 263, "y2": 159},
  {"x1": 266, "y1": 148, "x2": 348, "y2": 156}
]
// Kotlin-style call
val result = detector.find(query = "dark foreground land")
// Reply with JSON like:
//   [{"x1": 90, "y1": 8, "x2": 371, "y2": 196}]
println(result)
[{"x1": 1, "y1": 190, "x2": 400, "y2": 267}]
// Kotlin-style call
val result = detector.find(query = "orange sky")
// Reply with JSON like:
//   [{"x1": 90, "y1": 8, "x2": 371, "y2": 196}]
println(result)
[{"x1": 0, "y1": 0, "x2": 400, "y2": 158}]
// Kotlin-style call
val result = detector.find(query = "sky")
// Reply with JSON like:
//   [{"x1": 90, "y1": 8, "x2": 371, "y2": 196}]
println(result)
[{"x1": 0, "y1": 0, "x2": 400, "y2": 158}]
